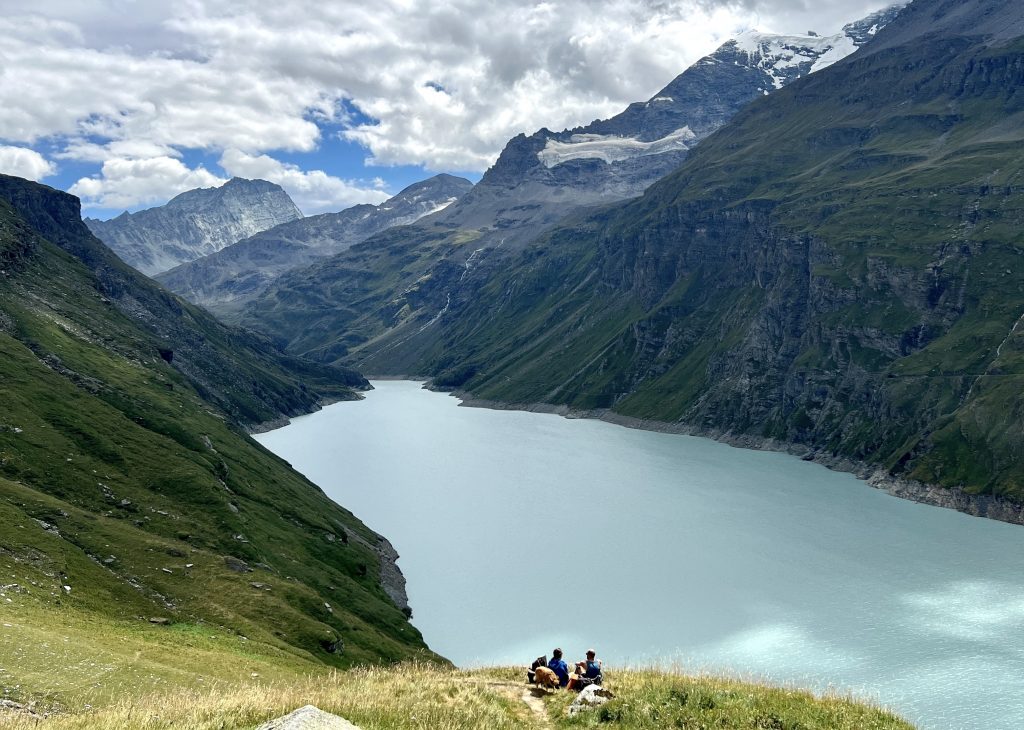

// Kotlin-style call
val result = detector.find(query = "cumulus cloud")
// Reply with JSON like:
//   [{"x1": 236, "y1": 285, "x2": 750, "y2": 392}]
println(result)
[
  {"x1": 69, "y1": 157, "x2": 225, "y2": 210},
  {"x1": 0, "y1": 145, "x2": 56, "y2": 181},
  {"x1": 0, "y1": 0, "x2": 892, "y2": 199},
  {"x1": 220, "y1": 149, "x2": 389, "y2": 215}
]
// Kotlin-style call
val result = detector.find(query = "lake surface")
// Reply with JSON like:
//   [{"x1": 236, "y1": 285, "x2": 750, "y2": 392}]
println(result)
[{"x1": 256, "y1": 380, "x2": 1024, "y2": 730}]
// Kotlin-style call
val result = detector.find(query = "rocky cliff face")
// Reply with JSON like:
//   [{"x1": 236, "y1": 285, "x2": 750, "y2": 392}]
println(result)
[
  {"x1": 157, "y1": 174, "x2": 472, "y2": 316},
  {"x1": 85, "y1": 177, "x2": 303, "y2": 276}
]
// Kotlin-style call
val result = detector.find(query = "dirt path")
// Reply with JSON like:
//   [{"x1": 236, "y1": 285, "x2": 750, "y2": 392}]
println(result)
[
  {"x1": 519, "y1": 686, "x2": 552, "y2": 727},
  {"x1": 471, "y1": 680, "x2": 553, "y2": 727}
]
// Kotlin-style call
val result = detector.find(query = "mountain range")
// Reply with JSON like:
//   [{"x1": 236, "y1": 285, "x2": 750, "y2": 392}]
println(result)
[
  {"x1": 238, "y1": 0, "x2": 1024, "y2": 519},
  {"x1": 157, "y1": 174, "x2": 473, "y2": 316},
  {"x1": 84, "y1": 177, "x2": 303, "y2": 276},
  {"x1": 235, "y1": 6, "x2": 902, "y2": 365}
]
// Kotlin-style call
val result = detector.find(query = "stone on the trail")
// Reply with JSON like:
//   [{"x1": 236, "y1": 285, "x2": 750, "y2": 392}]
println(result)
[
  {"x1": 255, "y1": 705, "x2": 362, "y2": 729},
  {"x1": 567, "y1": 685, "x2": 616, "y2": 717}
]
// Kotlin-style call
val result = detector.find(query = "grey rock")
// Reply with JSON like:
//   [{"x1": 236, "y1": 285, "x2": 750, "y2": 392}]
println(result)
[
  {"x1": 149, "y1": 617, "x2": 171, "y2": 625},
  {"x1": 85, "y1": 178, "x2": 303, "y2": 275},
  {"x1": 256, "y1": 705, "x2": 361, "y2": 730},
  {"x1": 224, "y1": 556, "x2": 252, "y2": 573},
  {"x1": 567, "y1": 685, "x2": 616, "y2": 717}
]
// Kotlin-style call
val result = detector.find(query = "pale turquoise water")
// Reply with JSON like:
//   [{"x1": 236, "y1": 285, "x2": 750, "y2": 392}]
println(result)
[{"x1": 256, "y1": 380, "x2": 1024, "y2": 730}]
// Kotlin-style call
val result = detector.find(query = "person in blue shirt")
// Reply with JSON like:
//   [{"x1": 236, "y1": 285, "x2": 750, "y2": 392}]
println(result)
[{"x1": 547, "y1": 647, "x2": 570, "y2": 687}]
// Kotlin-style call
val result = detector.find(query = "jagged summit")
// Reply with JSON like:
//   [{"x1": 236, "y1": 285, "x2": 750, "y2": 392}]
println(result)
[
  {"x1": 157, "y1": 173, "x2": 473, "y2": 314},
  {"x1": 84, "y1": 177, "x2": 303, "y2": 276}
]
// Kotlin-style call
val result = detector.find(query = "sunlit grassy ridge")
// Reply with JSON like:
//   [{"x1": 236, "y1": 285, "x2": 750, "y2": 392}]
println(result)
[{"x1": 0, "y1": 638, "x2": 914, "y2": 730}]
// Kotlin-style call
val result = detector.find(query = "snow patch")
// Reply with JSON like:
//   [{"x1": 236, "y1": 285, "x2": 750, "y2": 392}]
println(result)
[
  {"x1": 426, "y1": 197, "x2": 457, "y2": 215},
  {"x1": 731, "y1": 27, "x2": 860, "y2": 89},
  {"x1": 537, "y1": 126, "x2": 696, "y2": 168}
]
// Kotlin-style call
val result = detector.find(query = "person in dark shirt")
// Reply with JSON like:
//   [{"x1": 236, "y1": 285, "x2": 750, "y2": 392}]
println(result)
[
  {"x1": 568, "y1": 648, "x2": 603, "y2": 691},
  {"x1": 548, "y1": 647, "x2": 570, "y2": 687}
]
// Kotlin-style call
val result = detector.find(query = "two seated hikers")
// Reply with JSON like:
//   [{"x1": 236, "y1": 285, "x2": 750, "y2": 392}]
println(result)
[{"x1": 527, "y1": 647, "x2": 603, "y2": 691}]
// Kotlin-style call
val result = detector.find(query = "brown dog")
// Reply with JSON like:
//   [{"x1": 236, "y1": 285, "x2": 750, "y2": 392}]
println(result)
[{"x1": 533, "y1": 666, "x2": 560, "y2": 689}]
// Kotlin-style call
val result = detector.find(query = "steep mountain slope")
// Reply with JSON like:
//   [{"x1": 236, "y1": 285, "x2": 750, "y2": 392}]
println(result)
[
  {"x1": 366, "y1": 0, "x2": 1024, "y2": 515},
  {"x1": 85, "y1": 177, "x2": 303, "y2": 275},
  {"x1": 242, "y1": 6, "x2": 903, "y2": 370},
  {"x1": 158, "y1": 174, "x2": 472, "y2": 317},
  {"x1": 0, "y1": 176, "x2": 434, "y2": 687}
]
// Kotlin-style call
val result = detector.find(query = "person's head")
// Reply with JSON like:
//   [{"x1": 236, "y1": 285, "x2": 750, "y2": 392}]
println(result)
[
  {"x1": 553, "y1": 648, "x2": 563, "y2": 659},
  {"x1": 586, "y1": 649, "x2": 595, "y2": 659}
]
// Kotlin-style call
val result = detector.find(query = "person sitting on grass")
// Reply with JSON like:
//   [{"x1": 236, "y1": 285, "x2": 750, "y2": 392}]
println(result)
[
  {"x1": 548, "y1": 647, "x2": 570, "y2": 688},
  {"x1": 567, "y1": 648, "x2": 603, "y2": 691}
]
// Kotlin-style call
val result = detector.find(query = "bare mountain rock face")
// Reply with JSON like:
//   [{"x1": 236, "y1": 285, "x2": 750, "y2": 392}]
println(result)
[
  {"x1": 84, "y1": 177, "x2": 303, "y2": 276},
  {"x1": 158, "y1": 174, "x2": 472, "y2": 317}
]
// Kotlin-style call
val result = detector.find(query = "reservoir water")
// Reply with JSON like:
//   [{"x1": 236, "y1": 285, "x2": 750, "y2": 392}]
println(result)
[{"x1": 256, "y1": 380, "x2": 1024, "y2": 730}]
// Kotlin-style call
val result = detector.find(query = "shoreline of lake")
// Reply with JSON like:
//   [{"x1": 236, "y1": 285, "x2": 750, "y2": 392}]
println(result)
[{"x1": 441, "y1": 386, "x2": 1024, "y2": 528}]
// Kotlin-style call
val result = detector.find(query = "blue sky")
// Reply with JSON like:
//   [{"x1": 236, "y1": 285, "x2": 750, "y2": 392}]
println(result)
[{"x1": 0, "y1": 1, "x2": 894, "y2": 219}]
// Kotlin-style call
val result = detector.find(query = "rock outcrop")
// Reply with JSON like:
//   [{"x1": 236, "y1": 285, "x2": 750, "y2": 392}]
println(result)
[{"x1": 256, "y1": 705, "x2": 362, "y2": 730}]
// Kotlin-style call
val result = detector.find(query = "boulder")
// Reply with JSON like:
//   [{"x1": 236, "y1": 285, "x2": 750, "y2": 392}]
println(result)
[
  {"x1": 224, "y1": 556, "x2": 252, "y2": 573},
  {"x1": 567, "y1": 684, "x2": 616, "y2": 717},
  {"x1": 255, "y1": 705, "x2": 361, "y2": 729}
]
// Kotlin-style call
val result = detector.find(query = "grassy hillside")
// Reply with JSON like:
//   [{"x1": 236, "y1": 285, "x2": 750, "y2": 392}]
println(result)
[{"x1": 0, "y1": 178, "x2": 437, "y2": 713}]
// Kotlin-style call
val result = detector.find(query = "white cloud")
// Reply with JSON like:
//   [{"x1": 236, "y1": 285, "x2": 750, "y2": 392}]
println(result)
[
  {"x1": 219, "y1": 149, "x2": 389, "y2": 215},
  {"x1": 0, "y1": 145, "x2": 56, "y2": 181},
  {"x1": 69, "y1": 156, "x2": 225, "y2": 210},
  {"x1": 0, "y1": 0, "x2": 892, "y2": 182}
]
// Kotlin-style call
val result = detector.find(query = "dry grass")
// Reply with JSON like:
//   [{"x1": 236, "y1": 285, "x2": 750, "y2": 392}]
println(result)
[
  {"x1": 544, "y1": 668, "x2": 914, "y2": 729},
  {"x1": 0, "y1": 664, "x2": 529, "y2": 730},
  {"x1": 0, "y1": 664, "x2": 916, "y2": 730}
]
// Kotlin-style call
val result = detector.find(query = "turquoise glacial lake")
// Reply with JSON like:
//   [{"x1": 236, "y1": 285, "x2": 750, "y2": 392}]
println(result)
[{"x1": 256, "y1": 380, "x2": 1024, "y2": 730}]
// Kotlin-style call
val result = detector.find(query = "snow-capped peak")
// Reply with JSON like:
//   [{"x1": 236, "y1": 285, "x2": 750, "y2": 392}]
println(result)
[
  {"x1": 729, "y1": 2, "x2": 906, "y2": 88},
  {"x1": 730, "y1": 29, "x2": 854, "y2": 89}
]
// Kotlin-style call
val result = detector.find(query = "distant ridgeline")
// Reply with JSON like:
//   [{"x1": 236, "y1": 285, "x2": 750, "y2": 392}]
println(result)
[
  {"x1": 0, "y1": 175, "x2": 435, "y2": 668},
  {"x1": 241, "y1": 0, "x2": 1024, "y2": 518}
]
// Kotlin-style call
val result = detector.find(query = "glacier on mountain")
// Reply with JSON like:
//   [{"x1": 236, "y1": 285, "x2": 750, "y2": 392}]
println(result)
[{"x1": 537, "y1": 126, "x2": 696, "y2": 168}]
